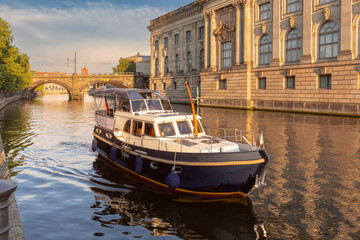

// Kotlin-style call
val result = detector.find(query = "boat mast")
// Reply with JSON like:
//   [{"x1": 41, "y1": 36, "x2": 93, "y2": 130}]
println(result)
[{"x1": 185, "y1": 81, "x2": 198, "y2": 137}]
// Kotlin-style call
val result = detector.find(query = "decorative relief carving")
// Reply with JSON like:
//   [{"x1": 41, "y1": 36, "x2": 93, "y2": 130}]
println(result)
[
  {"x1": 261, "y1": 23, "x2": 267, "y2": 34},
  {"x1": 324, "y1": 7, "x2": 331, "y2": 21},
  {"x1": 289, "y1": 16, "x2": 295, "y2": 28},
  {"x1": 214, "y1": 22, "x2": 235, "y2": 40}
]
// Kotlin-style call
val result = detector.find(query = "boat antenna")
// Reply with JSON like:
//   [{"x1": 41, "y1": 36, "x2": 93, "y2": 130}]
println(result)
[{"x1": 185, "y1": 80, "x2": 198, "y2": 137}]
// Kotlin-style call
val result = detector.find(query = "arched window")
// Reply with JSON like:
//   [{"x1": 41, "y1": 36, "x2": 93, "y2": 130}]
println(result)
[
  {"x1": 286, "y1": 28, "x2": 302, "y2": 63},
  {"x1": 155, "y1": 58, "x2": 159, "y2": 77},
  {"x1": 164, "y1": 56, "x2": 169, "y2": 74},
  {"x1": 200, "y1": 49, "x2": 205, "y2": 69},
  {"x1": 259, "y1": 35, "x2": 272, "y2": 65},
  {"x1": 319, "y1": 21, "x2": 338, "y2": 59},
  {"x1": 175, "y1": 54, "x2": 180, "y2": 73},
  {"x1": 187, "y1": 52, "x2": 192, "y2": 72}
]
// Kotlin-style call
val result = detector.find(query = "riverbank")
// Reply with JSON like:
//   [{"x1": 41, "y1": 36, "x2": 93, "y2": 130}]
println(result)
[{"x1": 0, "y1": 94, "x2": 32, "y2": 240}]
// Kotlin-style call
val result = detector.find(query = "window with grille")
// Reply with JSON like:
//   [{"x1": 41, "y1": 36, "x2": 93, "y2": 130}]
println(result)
[
  {"x1": 187, "y1": 52, "x2": 192, "y2": 72},
  {"x1": 286, "y1": 28, "x2": 302, "y2": 63},
  {"x1": 200, "y1": 49, "x2": 205, "y2": 68},
  {"x1": 287, "y1": 0, "x2": 300, "y2": 13},
  {"x1": 174, "y1": 34, "x2": 179, "y2": 45},
  {"x1": 319, "y1": 21, "x2": 338, "y2": 59},
  {"x1": 286, "y1": 76, "x2": 295, "y2": 89},
  {"x1": 219, "y1": 79, "x2": 227, "y2": 90},
  {"x1": 175, "y1": 54, "x2": 180, "y2": 73},
  {"x1": 199, "y1": 27, "x2": 204, "y2": 40},
  {"x1": 222, "y1": 41, "x2": 232, "y2": 68},
  {"x1": 259, "y1": 35, "x2": 272, "y2": 65},
  {"x1": 155, "y1": 58, "x2": 159, "y2": 77},
  {"x1": 319, "y1": 0, "x2": 335, "y2": 5},
  {"x1": 164, "y1": 56, "x2": 169, "y2": 74},
  {"x1": 164, "y1": 37, "x2": 168, "y2": 48},
  {"x1": 186, "y1": 31, "x2": 191, "y2": 43},
  {"x1": 259, "y1": 3, "x2": 271, "y2": 21},
  {"x1": 258, "y1": 77, "x2": 266, "y2": 89},
  {"x1": 319, "y1": 74, "x2": 331, "y2": 89}
]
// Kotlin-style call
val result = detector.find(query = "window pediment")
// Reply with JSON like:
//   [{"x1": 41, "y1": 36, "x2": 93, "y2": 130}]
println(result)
[{"x1": 214, "y1": 22, "x2": 235, "y2": 40}]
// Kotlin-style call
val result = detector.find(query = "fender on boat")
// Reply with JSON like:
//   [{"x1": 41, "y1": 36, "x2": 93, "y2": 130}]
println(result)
[
  {"x1": 92, "y1": 138, "x2": 98, "y2": 152},
  {"x1": 166, "y1": 172, "x2": 180, "y2": 189}
]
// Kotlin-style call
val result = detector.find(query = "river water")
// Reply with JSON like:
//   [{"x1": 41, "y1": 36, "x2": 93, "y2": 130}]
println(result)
[{"x1": 0, "y1": 94, "x2": 359, "y2": 240}]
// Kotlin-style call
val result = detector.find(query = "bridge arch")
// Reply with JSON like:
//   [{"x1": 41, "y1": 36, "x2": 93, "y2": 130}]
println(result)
[
  {"x1": 29, "y1": 79, "x2": 75, "y2": 99},
  {"x1": 78, "y1": 79, "x2": 129, "y2": 95}
]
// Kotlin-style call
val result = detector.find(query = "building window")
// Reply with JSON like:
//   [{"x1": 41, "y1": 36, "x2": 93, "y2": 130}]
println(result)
[
  {"x1": 153, "y1": 83, "x2": 156, "y2": 90},
  {"x1": 222, "y1": 41, "x2": 232, "y2": 68},
  {"x1": 219, "y1": 79, "x2": 227, "y2": 90},
  {"x1": 199, "y1": 26, "x2": 204, "y2": 40},
  {"x1": 164, "y1": 56, "x2": 169, "y2": 74},
  {"x1": 155, "y1": 40, "x2": 159, "y2": 51},
  {"x1": 319, "y1": 0, "x2": 335, "y2": 5},
  {"x1": 286, "y1": 76, "x2": 295, "y2": 89},
  {"x1": 186, "y1": 30, "x2": 191, "y2": 43},
  {"x1": 155, "y1": 58, "x2": 159, "y2": 77},
  {"x1": 173, "y1": 81, "x2": 177, "y2": 90},
  {"x1": 259, "y1": 3, "x2": 271, "y2": 21},
  {"x1": 175, "y1": 54, "x2": 180, "y2": 73},
  {"x1": 319, "y1": 21, "x2": 338, "y2": 59},
  {"x1": 174, "y1": 34, "x2": 179, "y2": 45},
  {"x1": 259, "y1": 35, "x2": 272, "y2": 65},
  {"x1": 286, "y1": 28, "x2": 302, "y2": 63},
  {"x1": 187, "y1": 52, "x2": 192, "y2": 72},
  {"x1": 164, "y1": 37, "x2": 168, "y2": 48},
  {"x1": 319, "y1": 74, "x2": 331, "y2": 89},
  {"x1": 258, "y1": 77, "x2": 266, "y2": 89},
  {"x1": 286, "y1": 0, "x2": 300, "y2": 13},
  {"x1": 163, "y1": 82, "x2": 166, "y2": 90},
  {"x1": 200, "y1": 49, "x2": 205, "y2": 68}
]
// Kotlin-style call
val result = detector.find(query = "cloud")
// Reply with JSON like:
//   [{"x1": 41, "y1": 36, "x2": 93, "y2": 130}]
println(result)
[{"x1": 0, "y1": 2, "x2": 166, "y2": 73}]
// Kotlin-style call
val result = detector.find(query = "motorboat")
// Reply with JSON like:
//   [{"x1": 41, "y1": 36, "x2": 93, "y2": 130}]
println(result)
[{"x1": 91, "y1": 86, "x2": 269, "y2": 198}]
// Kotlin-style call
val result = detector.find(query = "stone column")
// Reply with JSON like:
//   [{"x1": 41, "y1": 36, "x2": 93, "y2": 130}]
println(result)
[
  {"x1": 271, "y1": 0, "x2": 280, "y2": 66},
  {"x1": 203, "y1": 12, "x2": 210, "y2": 69},
  {"x1": 235, "y1": 2, "x2": 241, "y2": 65},
  {"x1": 210, "y1": 10, "x2": 217, "y2": 70},
  {"x1": 301, "y1": 0, "x2": 313, "y2": 64},
  {"x1": 243, "y1": 1, "x2": 252, "y2": 65},
  {"x1": 338, "y1": 0, "x2": 353, "y2": 60}
]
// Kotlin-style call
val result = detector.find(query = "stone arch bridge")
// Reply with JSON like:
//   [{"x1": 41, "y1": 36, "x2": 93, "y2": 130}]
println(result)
[{"x1": 30, "y1": 73, "x2": 145, "y2": 100}]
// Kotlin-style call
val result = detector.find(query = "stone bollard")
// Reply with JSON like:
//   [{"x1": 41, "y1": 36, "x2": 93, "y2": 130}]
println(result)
[{"x1": 0, "y1": 180, "x2": 17, "y2": 240}]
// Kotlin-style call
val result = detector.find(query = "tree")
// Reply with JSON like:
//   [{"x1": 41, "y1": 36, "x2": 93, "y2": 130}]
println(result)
[
  {"x1": 113, "y1": 58, "x2": 136, "y2": 74},
  {"x1": 0, "y1": 17, "x2": 32, "y2": 91}
]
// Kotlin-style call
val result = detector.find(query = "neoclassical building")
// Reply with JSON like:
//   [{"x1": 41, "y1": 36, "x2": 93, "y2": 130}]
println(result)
[{"x1": 148, "y1": 0, "x2": 360, "y2": 115}]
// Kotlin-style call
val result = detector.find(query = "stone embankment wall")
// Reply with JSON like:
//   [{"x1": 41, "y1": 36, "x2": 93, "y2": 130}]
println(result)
[{"x1": 0, "y1": 94, "x2": 31, "y2": 240}]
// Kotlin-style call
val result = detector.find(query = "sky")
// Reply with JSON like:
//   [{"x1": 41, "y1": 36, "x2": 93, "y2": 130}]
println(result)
[{"x1": 0, "y1": 0, "x2": 194, "y2": 74}]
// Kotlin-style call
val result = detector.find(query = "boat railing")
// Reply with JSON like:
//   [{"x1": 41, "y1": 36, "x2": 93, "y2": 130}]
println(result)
[
  {"x1": 122, "y1": 127, "x2": 264, "y2": 153},
  {"x1": 203, "y1": 127, "x2": 263, "y2": 148}
]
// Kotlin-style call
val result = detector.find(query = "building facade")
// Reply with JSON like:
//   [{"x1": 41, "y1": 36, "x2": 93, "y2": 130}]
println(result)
[{"x1": 148, "y1": 0, "x2": 360, "y2": 116}]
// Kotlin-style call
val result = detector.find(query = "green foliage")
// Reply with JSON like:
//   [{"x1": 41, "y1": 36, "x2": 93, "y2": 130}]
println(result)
[
  {"x1": 0, "y1": 17, "x2": 32, "y2": 91},
  {"x1": 113, "y1": 58, "x2": 136, "y2": 74}
]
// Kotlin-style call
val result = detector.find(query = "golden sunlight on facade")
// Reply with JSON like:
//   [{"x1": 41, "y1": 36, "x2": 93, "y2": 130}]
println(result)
[{"x1": 148, "y1": 0, "x2": 360, "y2": 116}]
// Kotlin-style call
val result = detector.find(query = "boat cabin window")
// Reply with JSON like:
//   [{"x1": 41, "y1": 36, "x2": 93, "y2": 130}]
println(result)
[
  {"x1": 118, "y1": 101, "x2": 130, "y2": 112},
  {"x1": 177, "y1": 121, "x2": 192, "y2": 135},
  {"x1": 196, "y1": 120, "x2": 204, "y2": 133},
  {"x1": 131, "y1": 100, "x2": 148, "y2": 112},
  {"x1": 146, "y1": 99, "x2": 162, "y2": 111},
  {"x1": 132, "y1": 121, "x2": 143, "y2": 136},
  {"x1": 144, "y1": 123, "x2": 155, "y2": 137},
  {"x1": 123, "y1": 120, "x2": 131, "y2": 133},
  {"x1": 158, "y1": 123, "x2": 176, "y2": 137},
  {"x1": 161, "y1": 99, "x2": 172, "y2": 110}
]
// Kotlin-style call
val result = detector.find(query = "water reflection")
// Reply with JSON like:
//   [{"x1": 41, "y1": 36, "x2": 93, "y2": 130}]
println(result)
[{"x1": 91, "y1": 156, "x2": 267, "y2": 240}]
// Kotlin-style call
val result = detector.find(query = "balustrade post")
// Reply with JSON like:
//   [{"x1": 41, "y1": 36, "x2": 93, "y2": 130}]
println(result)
[{"x1": 0, "y1": 180, "x2": 18, "y2": 240}]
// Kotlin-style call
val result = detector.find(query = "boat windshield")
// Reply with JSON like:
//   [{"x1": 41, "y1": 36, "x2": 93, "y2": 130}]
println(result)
[{"x1": 130, "y1": 99, "x2": 167, "y2": 112}]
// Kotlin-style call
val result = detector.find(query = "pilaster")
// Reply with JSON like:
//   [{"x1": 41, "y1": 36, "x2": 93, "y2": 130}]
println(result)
[
  {"x1": 203, "y1": 12, "x2": 210, "y2": 69},
  {"x1": 338, "y1": 0, "x2": 353, "y2": 61},
  {"x1": 300, "y1": 0, "x2": 313, "y2": 64},
  {"x1": 271, "y1": 0, "x2": 280, "y2": 66},
  {"x1": 210, "y1": 10, "x2": 217, "y2": 70},
  {"x1": 234, "y1": 2, "x2": 241, "y2": 65}
]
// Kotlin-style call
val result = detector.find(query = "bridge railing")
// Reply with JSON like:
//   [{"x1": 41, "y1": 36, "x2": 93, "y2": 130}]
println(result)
[{"x1": 33, "y1": 72, "x2": 143, "y2": 77}]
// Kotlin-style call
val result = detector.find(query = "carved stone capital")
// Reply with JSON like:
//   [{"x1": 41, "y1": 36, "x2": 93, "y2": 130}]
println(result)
[
  {"x1": 233, "y1": 0, "x2": 243, "y2": 10},
  {"x1": 202, "y1": 11, "x2": 211, "y2": 20},
  {"x1": 242, "y1": 0, "x2": 253, "y2": 7}
]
